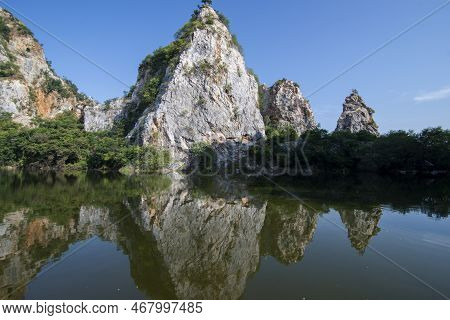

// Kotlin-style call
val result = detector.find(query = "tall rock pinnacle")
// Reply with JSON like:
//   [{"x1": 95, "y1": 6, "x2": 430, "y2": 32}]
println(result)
[
  {"x1": 262, "y1": 79, "x2": 317, "y2": 136},
  {"x1": 118, "y1": 5, "x2": 265, "y2": 167},
  {"x1": 336, "y1": 90, "x2": 379, "y2": 136}
]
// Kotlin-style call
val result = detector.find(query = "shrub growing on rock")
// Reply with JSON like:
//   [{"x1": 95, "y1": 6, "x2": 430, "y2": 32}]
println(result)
[{"x1": 0, "y1": 61, "x2": 19, "y2": 77}]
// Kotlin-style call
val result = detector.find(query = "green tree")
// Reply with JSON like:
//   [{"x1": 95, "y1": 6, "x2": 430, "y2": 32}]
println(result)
[{"x1": 202, "y1": 0, "x2": 213, "y2": 6}]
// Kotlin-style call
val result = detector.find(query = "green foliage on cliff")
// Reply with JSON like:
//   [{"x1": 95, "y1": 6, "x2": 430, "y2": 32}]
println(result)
[
  {"x1": 0, "y1": 112, "x2": 169, "y2": 172},
  {"x1": 266, "y1": 124, "x2": 299, "y2": 144},
  {"x1": 42, "y1": 72, "x2": 70, "y2": 98},
  {"x1": 216, "y1": 11, "x2": 230, "y2": 29},
  {"x1": 0, "y1": 113, "x2": 22, "y2": 166},
  {"x1": 16, "y1": 21, "x2": 33, "y2": 37},
  {"x1": 129, "y1": 9, "x2": 212, "y2": 134},
  {"x1": 0, "y1": 16, "x2": 11, "y2": 41},
  {"x1": 175, "y1": 16, "x2": 207, "y2": 41},
  {"x1": 139, "y1": 77, "x2": 163, "y2": 106},
  {"x1": 40, "y1": 72, "x2": 88, "y2": 101},
  {"x1": 64, "y1": 77, "x2": 89, "y2": 101},
  {"x1": 231, "y1": 34, "x2": 243, "y2": 54},
  {"x1": 0, "y1": 61, "x2": 19, "y2": 77}
]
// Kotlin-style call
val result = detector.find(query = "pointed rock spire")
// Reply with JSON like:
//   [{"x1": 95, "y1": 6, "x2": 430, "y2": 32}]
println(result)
[
  {"x1": 336, "y1": 89, "x2": 379, "y2": 135},
  {"x1": 118, "y1": 5, "x2": 265, "y2": 167},
  {"x1": 262, "y1": 79, "x2": 317, "y2": 136}
]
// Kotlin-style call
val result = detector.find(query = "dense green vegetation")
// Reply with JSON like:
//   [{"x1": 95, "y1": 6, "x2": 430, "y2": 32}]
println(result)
[
  {"x1": 0, "y1": 112, "x2": 169, "y2": 172},
  {"x1": 188, "y1": 142, "x2": 217, "y2": 174},
  {"x1": 0, "y1": 16, "x2": 20, "y2": 78},
  {"x1": 245, "y1": 127, "x2": 450, "y2": 175}
]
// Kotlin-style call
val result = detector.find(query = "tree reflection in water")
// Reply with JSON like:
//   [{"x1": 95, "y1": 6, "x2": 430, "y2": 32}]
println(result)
[{"x1": 0, "y1": 171, "x2": 448, "y2": 299}]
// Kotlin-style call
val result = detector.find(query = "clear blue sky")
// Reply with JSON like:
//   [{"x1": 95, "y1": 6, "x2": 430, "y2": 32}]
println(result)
[{"x1": 2, "y1": 0, "x2": 449, "y2": 132}]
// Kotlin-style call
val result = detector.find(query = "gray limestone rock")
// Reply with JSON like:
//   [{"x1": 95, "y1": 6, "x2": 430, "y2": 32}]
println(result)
[
  {"x1": 124, "y1": 6, "x2": 265, "y2": 167},
  {"x1": 262, "y1": 79, "x2": 317, "y2": 136},
  {"x1": 83, "y1": 98, "x2": 127, "y2": 132},
  {"x1": 0, "y1": 8, "x2": 94, "y2": 125},
  {"x1": 336, "y1": 90, "x2": 379, "y2": 136}
]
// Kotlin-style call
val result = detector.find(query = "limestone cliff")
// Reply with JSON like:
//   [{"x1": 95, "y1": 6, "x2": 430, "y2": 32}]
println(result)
[
  {"x1": 336, "y1": 90, "x2": 379, "y2": 136},
  {"x1": 85, "y1": 5, "x2": 265, "y2": 167},
  {"x1": 83, "y1": 97, "x2": 127, "y2": 132},
  {"x1": 0, "y1": 8, "x2": 93, "y2": 125},
  {"x1": 262, "y1": 79, "x2": 317, "y2": 136}
]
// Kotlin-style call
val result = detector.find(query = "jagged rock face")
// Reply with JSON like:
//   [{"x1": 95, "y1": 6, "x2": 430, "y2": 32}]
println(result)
[
  {"x1": 336, "y1": 90, "x2": 379, "y2": 136},
  {"x1": 84, "y1": 98, "x2": 127, "y2": 132},
  {"x1": 263, "y1": 79, "x2": 317, "y2": 136},
  {"x1": 129, "y1": 179, "x2": 267, "y2": 300},
  {"x1": 0, "y1": 8, "x2": 93, "y2": 125},
  {"x1": 123, "y1": 6, "x2": 265, "y2": 167}
]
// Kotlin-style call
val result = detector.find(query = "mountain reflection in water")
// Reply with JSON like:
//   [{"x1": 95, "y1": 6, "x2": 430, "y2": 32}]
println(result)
[{"x1": 0, "y1": 171, "x2": 449, "y2": 300}]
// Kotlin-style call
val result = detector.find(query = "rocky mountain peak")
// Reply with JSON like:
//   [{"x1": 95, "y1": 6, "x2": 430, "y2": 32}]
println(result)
[
  {"x1": 0, "y1": 8, "x2": 93, "y2": 125},
  {"x1": 262, "y1": 79, "x2": 317, "y2": 136},
  {"x1": 85, "y1": 4, "x2": 265, "y2": 168},
  {"x1": 336, "y1": 89, "x2": 379, "y2": 136}
]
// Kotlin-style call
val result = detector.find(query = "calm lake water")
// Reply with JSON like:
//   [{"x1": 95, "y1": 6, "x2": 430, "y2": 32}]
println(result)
[{"x1": 0, "y1": 170, "x2": 449, "y2": 300}]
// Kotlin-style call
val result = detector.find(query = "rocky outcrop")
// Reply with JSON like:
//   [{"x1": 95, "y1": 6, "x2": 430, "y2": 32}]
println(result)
[
  {"x1": 87, "y1": 6, "x2": 265, "y2": 168},
  {"x1": 336, "y1": 90, "x2": 379, "y2": 136},
  {"x1": 83, "y1": 98, "x2": 127, "y2": 132},
  {"x1": 0, "y1": 8, "x2": 93, "y2": 125},
  {"x1": 262, "y1": 79, "x2": 317, "y2": 136}
]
